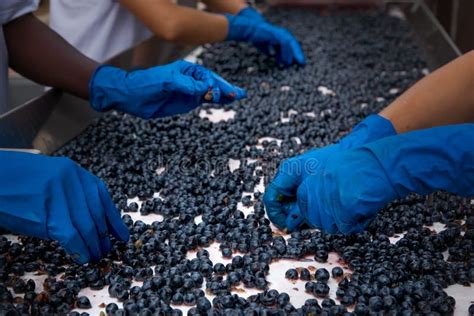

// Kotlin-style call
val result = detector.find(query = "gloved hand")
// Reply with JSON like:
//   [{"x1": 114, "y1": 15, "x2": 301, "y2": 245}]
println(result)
[
  {"x1": 0, "y1": 151, "x2": 130, "y2": 264},
  {"x1": 236, "y1": 6, "x2": 265, "y2": 22},
  {"x1": 89, "y1": 60, "x2": 246, "y2": 119},
  {"x1": 263, "y1": 115, "x2": 396, "y2": 230},
  {"x1": 225, "y1": 13, "x2": 305, "y2": 66},
  {"x1": 296, "y1": 124, "x2": 474, "y2": 234}
]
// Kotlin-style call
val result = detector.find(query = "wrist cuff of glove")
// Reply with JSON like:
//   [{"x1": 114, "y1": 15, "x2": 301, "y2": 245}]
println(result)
[
  {"x1": 237, "y1": 7, "x2": 264, "y2": 22},
  {"x1": 224, "y1": 14, "x2": 239, "y2": 41},
  {"x1": 339, "y1": 114, "x2": 397, "y2": 149},
  {"x1": 363, "y1": 114, "x2": 397, "y2": 138},
  {"x1": 89, "y1": 65, "x2": 127, "y2": 113}
]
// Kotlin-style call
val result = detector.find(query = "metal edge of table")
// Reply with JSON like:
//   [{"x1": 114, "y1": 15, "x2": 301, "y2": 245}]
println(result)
[{"x1": 383, "y1": 0, "x2": 462, "y2": 69}]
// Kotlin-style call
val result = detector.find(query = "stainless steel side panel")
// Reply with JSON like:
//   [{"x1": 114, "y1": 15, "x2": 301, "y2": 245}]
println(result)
[{"x1": 384, "y1": 0, "x2": 462, "y2": 69}]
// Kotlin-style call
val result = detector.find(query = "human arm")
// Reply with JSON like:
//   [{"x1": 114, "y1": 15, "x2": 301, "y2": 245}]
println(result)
[
  {"x1": 3, "y1": 13, "x2": 98, "y2": 99},
  {"x1": 202, "y1": 1, "x2": 266, "y2": 22},
  {"x1": 3, "y1": 12, "x2": 245, "y2": 119},
  {"x1": 90, "y1": 60, "x2": 246, "y2": 119},
  {"x1": 264, "y1": 52, "x2": 474, "y2": 231},
  {"x1": 119, "y1": 0, "x2": 229, "y2": 44},
  {"x1": 380, "y1": 51, "x2": 474, "y2": 133},
  {"x1": 119, "y1": 0, "x2": 305, "y2": 65},
  {"x1": 263, "y1": 115, "x2": 396, "y2": 229},
  {"x1": 295, "y1": 124, "x2": 474, "y2": 234},
  {"x1": 201, "y1": 0, "x2": 247, "y2": 14},
  {"x1": 118, "y1": 0, "x2": 260, "y2": 44}
]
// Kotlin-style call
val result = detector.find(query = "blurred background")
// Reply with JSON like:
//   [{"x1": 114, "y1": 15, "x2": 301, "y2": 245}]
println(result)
[
  {"x1": 32, "y1": 0, "x2": 474, "y2": 53},
  {"x1": 424, "y1": 0, "x2": 473, "y2": 53},
  {"x1": 262, "y1": 0, "x2": 474, "y2": 53}
]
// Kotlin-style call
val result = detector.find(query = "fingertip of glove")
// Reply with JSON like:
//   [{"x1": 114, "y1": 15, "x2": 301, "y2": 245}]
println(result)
[
  {"x1": 210, "y1": 87, "x2": 221, "y2": 103},
  {"x1": 285, "y1": 224, "x2": 298, "y2": 233},
  {"x1": 110, "y1": 213, "x2": 130, "y2": 242},
  {"x1": 234, "y1": 88, "x2": 247, "y2": 100},
  {"x1": 296, "y1": 50, "x2": 306, "y2": 65},
  {"x1": 72, "y1": 252, "x2": 90, "y2": 265},
  {"x1": 268, "y1": 217, "x2": 287, "y2": 232},
  {"x1": 262, "y1": 199, "x2": 287, "y2": 230},
  {"x1": 275, "y1": 57, "x2": 290, "y2": 67},
  {"x1": 99, "y1": 236, "x2": 112, "y2": 255},
  {"x1": 262, "y1": 185, "x2": 281, "y2": 206},
  {"x1": 116, "y1": 225, "x2": 130, "y2": 242},
  {"x1": 286, "y1": 215, "x2": 303, "y2": 232}
]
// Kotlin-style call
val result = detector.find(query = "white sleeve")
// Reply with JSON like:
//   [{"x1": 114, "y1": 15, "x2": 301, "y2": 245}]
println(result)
[
  {"x1": 50, "y1": 0, "x2": 152, "y2": 63},
  {"x1": 0, "y1": 0, "x2": 40, "y2": 25}
]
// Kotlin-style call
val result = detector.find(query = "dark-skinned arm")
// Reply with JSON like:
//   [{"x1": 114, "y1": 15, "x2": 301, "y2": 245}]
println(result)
[
  {"x1": 3, "y1": 13, "x2": 98, "y2": 99},
  {"x1": 3, "y1": 11, "x2": 246, "y2": 119}
]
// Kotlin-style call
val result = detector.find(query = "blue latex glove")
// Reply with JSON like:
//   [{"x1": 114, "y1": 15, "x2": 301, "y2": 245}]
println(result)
[
  {"x1": 263, "y1": 114, "x2": 396, "y2": 230},
  {"x1": 225, "y1": 13, "x2": 305, "y2": 66},
  {"x1": 296, "y1": 124, "x2": 474, "y2": 234},
  {"x1": 89, "y1": 60, "x2": 246, "y2": 119},
  {"x1": 237, "y1": 7, "x2": 265, "y2": 22},
  {"x1": 0, "y1": 151, "x2": 130, "y2": 264}
]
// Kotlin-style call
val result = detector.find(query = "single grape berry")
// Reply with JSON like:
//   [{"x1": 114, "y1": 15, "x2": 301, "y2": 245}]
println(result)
[
  {"x1": 469, "y1": 304, "x2": 474, "y2": 316},
  {"x1": 299, "y1": 268, "x2": 311, "y2": 281},
  {"x1": 331, "y1": 266, "x2": 344, "y2": 278},
  {"x1": 313, "y1": 282, "x2": 330, "y2": 298},
  {"x1": 76, "y1": 296, "x2": 92, "y2": 309},
  {"x1": 315, "y1": 268, "x2": 330, "y2": 282},
  {"x1": 285, "y1": 268, "x2": 298, "y2": 280}
]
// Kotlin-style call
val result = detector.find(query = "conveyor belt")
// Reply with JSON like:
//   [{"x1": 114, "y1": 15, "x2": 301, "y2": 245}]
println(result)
[{"x1": 1, "y1": 2, "x2": 471, "y2": 315}]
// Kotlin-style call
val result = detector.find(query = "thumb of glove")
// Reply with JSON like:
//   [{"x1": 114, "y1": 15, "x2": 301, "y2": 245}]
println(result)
[
  {"x1": 172, "y1": 74, "x2": 210, "y2": 97},
  {"x1": 285, "y1": 202, "x2": 304, "y2": 232}
]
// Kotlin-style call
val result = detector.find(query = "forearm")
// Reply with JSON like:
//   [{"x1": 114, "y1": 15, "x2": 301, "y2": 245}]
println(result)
[
  {"x1": 201, "y1": 0, "x2": 247, "y2": 14},
  {"x1": 120, "y1": 0, "x2": 228, "y2": 45},
  {"x1": 3, "y1": 14, "x2": 98, "y2": 99},
  {"x1": 380, "y1": 51, "x2": 474, "y2": 133}
]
